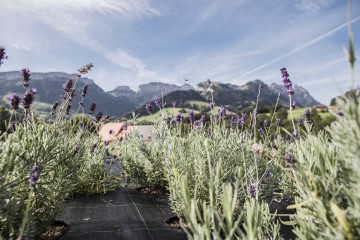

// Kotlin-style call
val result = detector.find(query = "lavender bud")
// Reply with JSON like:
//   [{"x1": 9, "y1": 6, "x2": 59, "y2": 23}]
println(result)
[
  {"x1": 172, "y1": 101, "x2": 177, "y2": 108},
  {"x1": 276, "y1": 118, "x2": 281, "y2": 127},
  {"x1": 145, "y1": 103, "x2": 153, "y2": 114},
  {"x1": 0, "y1": 46, "x2": 8, "y2": 67},
  {"x1": 297, "y1": 117, "x2": 303, "y2": 126},
  {"x1": 176, "y1": 112, "x2": 183, "y2": 122},
  {"x1": 104, "y1": 140, "x2": 109, "y2": 146},
  {"x1": 51, "y1": 101, "x2": 58, "y2": 113},
  {"x1": 82, "y1": 84, "x2": 88, "y2": 97},
  {"x1": 280, "y1": 68, "x2": 294, "y2": 96},
  {"x1": 258, "y1": 127, "x2": 264, "y2": 136},
  {"x1": 65, "y1": 104, "x2": 71, "y2": 115},
  {"x1": 285, "y1": 153, "x2": 296, "y2": 167},
  {"x1": 293, "y1": 130, "x2": 298, "y2": 138},
  {"x1": 29, "y1": 165, "x2": 40, "y2": 188},
  {"x1": 263, "y1": 120, "x2": 269, "y2": 129},
  {"x1": 22, "y1": 91, "x2": 35, "y2": 109},
  {"x1": 63, "y1": 79, "x2": 74, "y2": 92},
  {"x1": 218, "y1": 106, "x2": 226, "y2": 119},
  {"x1": 247, "y1": 183, "x2": 257, "y2": 198},
  {"x1": 291, "y1": 101, "x2": 296, "y2": 110},
  {"x1": 77, "y1": 63, "x2": 94, "y2": 75},
  {"x1": 155, "y1": 99, "x2": 161, "y2": 108},
  {"x1": 89, "y1": 102, "x2": 96, "y2": 114},
  {"x1": 122, "y1": 122, "x2": 128, "y2": 130},
  {"x1": 79, "y1": 121, "x2": 85, "y2": 129},
  {"x1": 8, "y1": 93, "x2": 21, "y2": 110},
  {"x1": 21, "y1": 68, "x2": 31, "y2": 87},
  {"x1": 304, "y1": 110, "x2": 311, "y2": 123},
  {"x1": 170, "y1": 118, "x2": 176, "y2": 126},
  {"x1": 209, "y1": 102, "x2": 215, "y2": 109},
  {"x1": 189, "y1": 110, "x2": 194, "y2": 122},
  {"x1": 30, "y1": 88, "x2": 37, "y2": 94},
  {"x1": 95, "y1": 111, "x2": 103, "y2": 123},
  {"x1": 207, "y1": 79, "x2": 211, "y2": 85}
]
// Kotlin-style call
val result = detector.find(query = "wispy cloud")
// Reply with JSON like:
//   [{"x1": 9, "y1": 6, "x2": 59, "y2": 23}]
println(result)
[
  {"x1": 233, "y1": 16, "x2": 360, "y2": 82},
  {"x1": 295, "y1": 0, "x2": 336, "y2": 14}
]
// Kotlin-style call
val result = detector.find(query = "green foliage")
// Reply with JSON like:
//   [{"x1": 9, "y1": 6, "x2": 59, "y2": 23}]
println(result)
[{"x1": 0, "y1": 104, "x2": 10, "y2": 135}]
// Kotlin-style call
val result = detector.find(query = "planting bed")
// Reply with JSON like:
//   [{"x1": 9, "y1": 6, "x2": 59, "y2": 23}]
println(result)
[{"x1": 57, "y1": 188, "x2": 186, "y2": 240}]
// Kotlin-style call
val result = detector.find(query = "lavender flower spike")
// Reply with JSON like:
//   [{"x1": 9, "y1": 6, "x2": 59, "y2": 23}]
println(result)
[
  {"x1": 145, "y1": 103, "x2": 153, "y2": 114},
  {"x1": 8, "y1": 93, "x2": 21, "y2": 110},
  {"x1": 280, "y1": 68, "x2": 294, "y2": 96},
  {"x1": 0, "y1": 46, "x2": 8, "y2": 67}
]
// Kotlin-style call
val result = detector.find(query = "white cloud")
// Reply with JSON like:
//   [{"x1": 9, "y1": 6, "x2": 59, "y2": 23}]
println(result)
[{"x1": 295, "y1": 0, "x2": 335, "y2": 14}]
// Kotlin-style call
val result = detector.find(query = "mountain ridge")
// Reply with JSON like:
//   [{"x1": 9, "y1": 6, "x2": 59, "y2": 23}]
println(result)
[{"x1": 0, "y1": 71, "x2": 321, "y2": 119}]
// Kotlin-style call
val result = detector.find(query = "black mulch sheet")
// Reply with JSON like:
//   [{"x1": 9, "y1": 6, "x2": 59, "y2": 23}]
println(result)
[{"x1": 57, "y1": 188, "x2": 186, "y2": 240}]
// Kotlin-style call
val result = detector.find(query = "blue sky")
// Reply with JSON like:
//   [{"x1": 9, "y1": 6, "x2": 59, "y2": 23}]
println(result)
[{"x1": 0, "y1": 0, "x2": 359, "y2": 104}]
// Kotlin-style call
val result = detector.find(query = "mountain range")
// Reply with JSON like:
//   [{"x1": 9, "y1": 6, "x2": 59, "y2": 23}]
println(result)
[{"x1": 0, "y1": 71, "x2": 320, "y2": 118}]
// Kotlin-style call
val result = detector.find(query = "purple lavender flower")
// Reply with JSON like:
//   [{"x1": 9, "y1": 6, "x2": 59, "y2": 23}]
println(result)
[
  {"x1": 77, "y1": 63, "x2": 94, "y2": 75},
  {"x1": 291, "y1": 101, "x2": 296, "y2": 110},
  {"x1": 337, "y1": 106, "x2": 344, "y2": 117},
  {"x1": 122, "y1": 122, "x2": 128, "y2": 130},
  {"x1": 71, "y1": 144, "x2": 81, "y2": 156},
  {"x1": 293, "y1": 130, "x2": 298, "y2": 138},
  {"x1": 30, "y1": 88, "x2": 37, "y2": 94},
  {"x1": 0, "y1": 46, "x2": 8, "y2": 67},
  {"x1": 63, "y1": 79, "x2": 74, "y2": 92},
  {"x1": 21, "y1": 68, "x2": 31, "y2": 87},
  {"x1": 263, "y1": 120, "x2": 269, "y2": 129},
  {"x1": 189, "y1": 110, "x2": 194, "y2": 122},
  {"x1": 176, "y1": 112, "x2": 183, "y2": 122},
  {"x1": 8, "y1": 93, "x2": 21, "y2": 110},
  {"x1": 258, "y1": 127, "x2": 264, "y2": 136},
  {"x1": 22, "y1": 91, "x2": 35, "y2": 109},
  {"x1": 104, "y1": 140, "x2": 109, "y2": 146},
  {"x1": 170, "y1": 118, "x2": 176, "y2": 126},
  {"x1": 304, "y1": 110, "x2": 311, "y2": 123},
  {"x1": 218, "y1": 106, "x2": 226, "y2": 119},
  {"x1": 69, "y1": 89, "x2": 76, "y2": 101},
  {"x1": 145, "y1": 103, "x2": 153, "y2": 114},
  {"x1": 95, "y1": 111, "x2": 103, "y2": 123},
  {"x1": 29, "y1": 165, "x2": 40, "y2": 188},
  {"x1": 89, "y1": 102, "x2": 96, "y2": 114},
  {"x1": 285, "y1": 133, "x2": 291, "y2": 141},
  {"x1": 26, "y1": 114, "x2": 31, "y2": 122},
  {"x1": 280, "y1": 68, "x2": 294, "y2": 96},
  {"x1": 247, "y1": 183, "x2": 257, "y2": 198},
  {"x1": 172, "y1": 101, "x2": 177, "y2": 108},
  {"x1": 207, "y1": 79, "x2": 211, "y2": 85},
  {"x1": 51, "y1": 101, "x2": 58, "y2": 114},
  {"x1": 155, "y1": 99, "x2": 161, "y2": 108},
  {"x1": 236, "y1": 113, "x2": 246, "y2": 126},
  {"x1": 276, "y1": 118, "x2": 281, "y2": 127},
  {"x1": 82, "y1": 84, "x2": 88, "y2": 97},
  {"x1": 209, "y1": 102, "x2": 215, "y2": 109},
  {"x1": 285, "y1": 153, "x2": 296, "y2": 167},
  {"x1": 273, "y1": 133, "x2": 278, "y2": 140},
  {"x1": 79, "y1": 121, "x2": 85, "y2": 129},
  {"x1": 297, "y1": 117, "x2": 303, "y2": 126},
  {"x1": 65, "y1": 104, "x2": 71, "y2": 115}
]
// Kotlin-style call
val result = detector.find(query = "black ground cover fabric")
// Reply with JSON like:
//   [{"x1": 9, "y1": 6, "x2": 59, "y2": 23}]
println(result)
[{"x1": 57, "y1": 189, "x2": 186, "y2": 240}]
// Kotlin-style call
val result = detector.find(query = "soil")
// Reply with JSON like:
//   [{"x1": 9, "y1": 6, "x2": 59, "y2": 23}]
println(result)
[{"x1": 38, "y1": 220, "x2": 68, "y2": 240}]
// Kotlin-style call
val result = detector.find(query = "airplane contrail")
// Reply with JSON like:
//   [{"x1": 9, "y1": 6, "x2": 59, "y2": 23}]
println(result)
[{"x1": 237, "y1": 16, "x2": 360, "y2": 79}]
